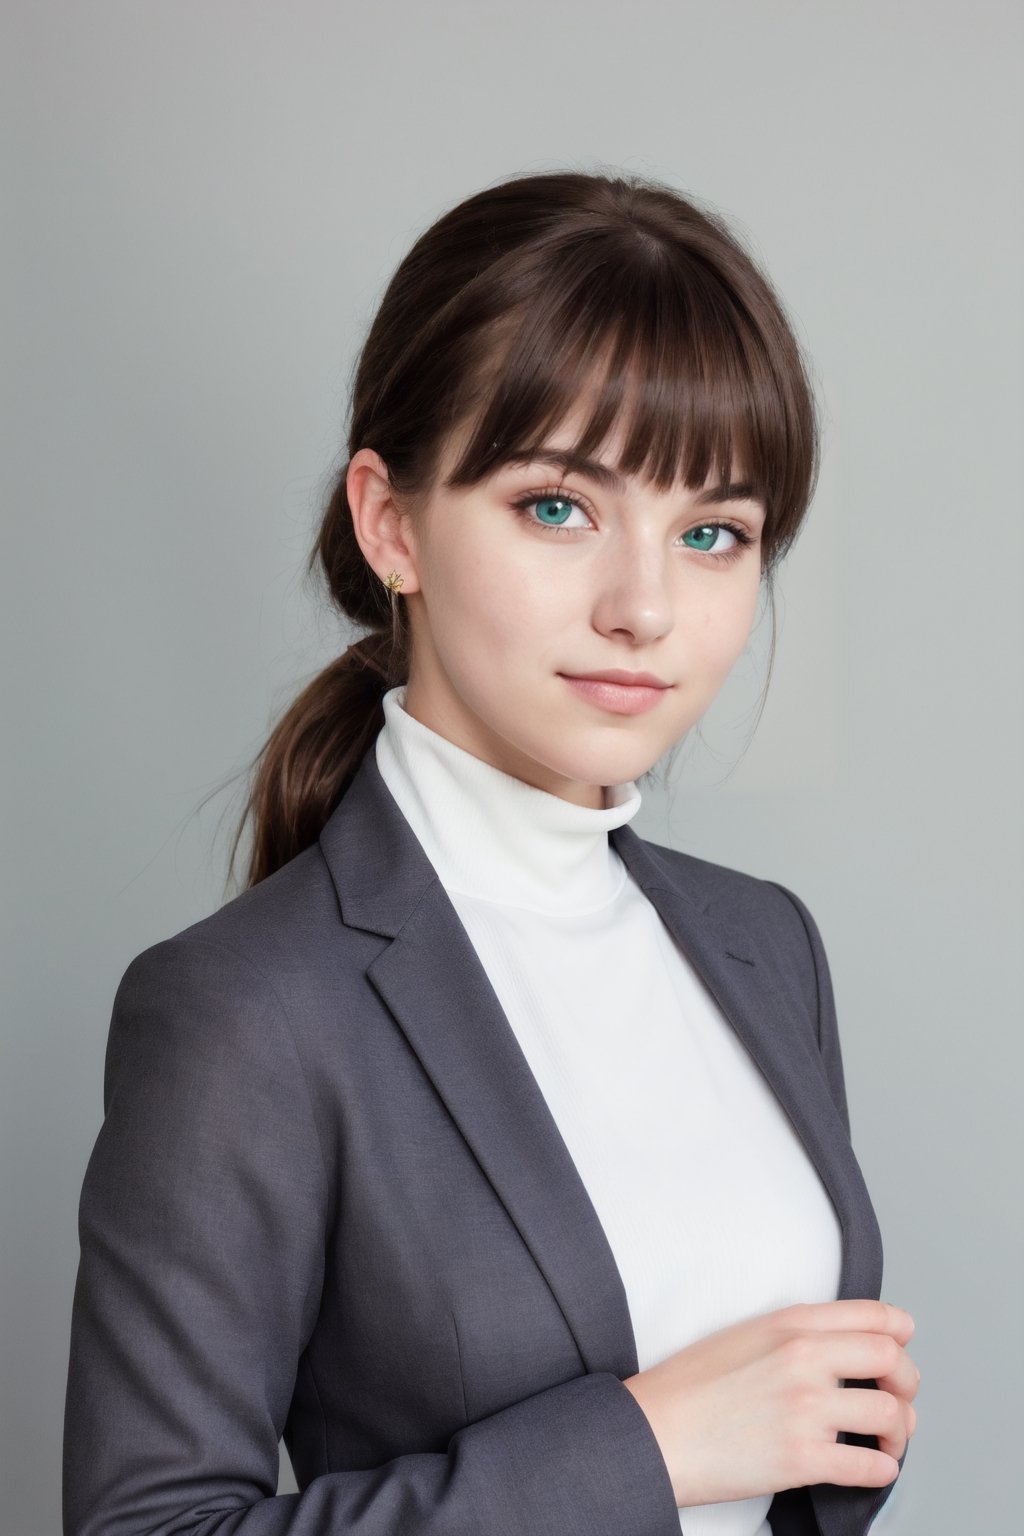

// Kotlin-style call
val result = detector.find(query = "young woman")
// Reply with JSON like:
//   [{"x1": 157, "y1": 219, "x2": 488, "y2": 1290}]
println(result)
[{"x1": 63, "y1": 169, "x2": 918, "y2": 1536}]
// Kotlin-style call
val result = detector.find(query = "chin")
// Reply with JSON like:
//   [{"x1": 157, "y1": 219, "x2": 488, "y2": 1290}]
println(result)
[{"x1": 545, "y1": 747, "x2": 662, "y2": 791}]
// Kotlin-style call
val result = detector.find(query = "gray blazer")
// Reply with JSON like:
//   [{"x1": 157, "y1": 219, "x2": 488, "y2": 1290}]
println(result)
[{"x1": 63, "y1": 746, "x2": 906, "y2": 1536}]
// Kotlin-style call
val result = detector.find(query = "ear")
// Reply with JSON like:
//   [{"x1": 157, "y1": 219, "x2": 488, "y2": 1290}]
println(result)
[{"x1": 346, "y1": 448, "x2": 423, "y2": 596}]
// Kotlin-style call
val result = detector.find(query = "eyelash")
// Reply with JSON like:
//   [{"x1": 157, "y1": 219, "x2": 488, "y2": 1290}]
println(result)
[{"x1": 509, "y1": 485, "x2": 757, "y2": 563}]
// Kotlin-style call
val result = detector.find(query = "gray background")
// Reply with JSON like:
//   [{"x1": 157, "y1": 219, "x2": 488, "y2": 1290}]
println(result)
[{"x1": 4, "y1": 2, "x2": 1021, "y2": 1531}]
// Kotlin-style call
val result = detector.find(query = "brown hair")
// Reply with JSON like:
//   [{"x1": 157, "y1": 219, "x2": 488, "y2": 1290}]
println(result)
[{"x1": 226, "y1": 168, "x2": 820, "y2": 891}]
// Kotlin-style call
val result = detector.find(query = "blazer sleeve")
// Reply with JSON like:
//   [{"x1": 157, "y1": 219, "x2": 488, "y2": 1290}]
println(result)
[
  {"x1": 63, "y1": 936, "x2": 682, "y2": 1536},
  {"x1": 764, "y1": 881, "x2": 851, "y2": 1138}
]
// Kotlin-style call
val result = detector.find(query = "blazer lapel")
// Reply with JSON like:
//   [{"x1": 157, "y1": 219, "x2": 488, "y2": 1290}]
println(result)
[
  {"x1": 321, "y1": 749, "x2": 639, "y2": 1380},
  {"x1": 320, "y1": 751, "x2": 877, "y2": 1393},
  {"x1": 609, "y1": 823, "x2": 882, "y2": 1304}
]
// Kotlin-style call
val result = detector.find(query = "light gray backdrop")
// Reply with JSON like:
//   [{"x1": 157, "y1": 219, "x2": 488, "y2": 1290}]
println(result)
[{"x1": 4, "y1": 2, "x2": 1021, "y2": 1532}]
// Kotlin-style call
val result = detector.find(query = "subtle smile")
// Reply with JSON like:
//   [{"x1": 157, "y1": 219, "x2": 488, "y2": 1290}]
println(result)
[{"x1": 558, "y1": 671, "x2": 673, "y2": 716}]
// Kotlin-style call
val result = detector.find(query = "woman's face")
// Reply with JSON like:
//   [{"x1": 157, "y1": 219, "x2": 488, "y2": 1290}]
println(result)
[{"x1": 383, "y1": 410, "x2": 766, "y2": 809}]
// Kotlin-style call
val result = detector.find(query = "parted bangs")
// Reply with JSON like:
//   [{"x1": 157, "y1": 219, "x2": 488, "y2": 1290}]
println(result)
[{"x1": 436, "y1": 227, "x2": 819, "y2": 569}]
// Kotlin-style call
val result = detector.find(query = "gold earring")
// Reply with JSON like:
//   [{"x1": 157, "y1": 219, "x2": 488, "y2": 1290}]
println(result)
[{"x1": 382, "y1": 570, "x2": 404, "y2": 595}]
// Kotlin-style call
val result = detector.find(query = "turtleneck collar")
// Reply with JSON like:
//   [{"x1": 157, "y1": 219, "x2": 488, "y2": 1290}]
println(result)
[{"x1": 373, "y1": 685, "x2": 643, "y2": 915}]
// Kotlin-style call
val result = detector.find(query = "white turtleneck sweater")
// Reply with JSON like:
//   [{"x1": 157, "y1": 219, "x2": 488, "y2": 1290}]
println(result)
[{"x1": 374, "y1": 685, "x2": 843, "y2": 1536}]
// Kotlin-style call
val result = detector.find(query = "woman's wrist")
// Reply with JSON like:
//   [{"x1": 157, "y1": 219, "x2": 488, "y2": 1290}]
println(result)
[{"x1": 622, "y1": 1370, "x2": 681, "y2": 1504}]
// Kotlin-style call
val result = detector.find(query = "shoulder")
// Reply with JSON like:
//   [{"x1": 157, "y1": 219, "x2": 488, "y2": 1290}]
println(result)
[
  {"x1": 89, "y1": 860, "x2": 332, "y2": 1245},
  {"x1": 119, "y1": 838, "x2": 347, "y2": 998},
  {"x1": 108, "y1": 840, "x2": 362, "y2": 1096},
  {"x1": 625, "y1": 829, "x2": 833, "y2": 1019},
  {"x1": 629, "y1": 829, "x2": 828, "y2": 952}
]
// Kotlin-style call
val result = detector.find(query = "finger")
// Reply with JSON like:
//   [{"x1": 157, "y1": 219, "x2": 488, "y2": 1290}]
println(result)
[
  {"x1": 878, "y1": 1409, "x2": 911, "y2": 1463},
  {"x1": 810, "y1": 1438, "x2": 900, "y2": 1490},
  {"x1": 780, "y1": 1299, "x2": 914, "y2": 1343},
  {"x1": 812, "y1": 1329, "x2": 909, "y2": 1383},
  {"x1": 830, "y1": 1387, "x2": 908, "y2": 1460},
  {"x1": 876, "y1": 1348, "x2": 921, "y2": 1405},
  {"x1": 885, "y1": 1306, "x2": 916, "y2": 1347}
]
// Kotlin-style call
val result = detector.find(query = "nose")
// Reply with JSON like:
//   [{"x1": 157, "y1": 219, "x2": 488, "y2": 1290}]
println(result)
[{"x1": 590, "y1": 540, "x2": 675, "y2": 647}]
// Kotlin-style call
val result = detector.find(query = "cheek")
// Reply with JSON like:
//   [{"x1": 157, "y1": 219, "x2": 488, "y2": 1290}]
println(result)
[
  {"x1": 425, "y1": 543, "x2": 498, "y2": 630},
  {"x1": 426, "y1": 566, "x2": 530, "y2": 679},
  {"x1": 693, "y1": 583, "x2": 761, "y2": 673},
  {"x1": 454, "y1": 554, "x2": 560, "y2": 643}
]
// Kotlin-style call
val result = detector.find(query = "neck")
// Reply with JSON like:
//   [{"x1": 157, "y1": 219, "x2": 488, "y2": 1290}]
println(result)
[{"x1": 373, "y1": 685, "x2": 643, "y2": 914}]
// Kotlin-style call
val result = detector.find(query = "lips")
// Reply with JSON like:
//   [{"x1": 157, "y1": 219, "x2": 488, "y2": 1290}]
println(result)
[
  {"x1": 561, "y1": 670, "x2": 670, "y2": 688},
  {"x1": 559, "y1": 672, "x2": 672, "y2": 716}
]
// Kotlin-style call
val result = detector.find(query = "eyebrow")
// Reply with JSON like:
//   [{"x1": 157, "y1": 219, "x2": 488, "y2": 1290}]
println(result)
[{"x1": 502, "y1": 448, "x2": 760, "y2": 504}]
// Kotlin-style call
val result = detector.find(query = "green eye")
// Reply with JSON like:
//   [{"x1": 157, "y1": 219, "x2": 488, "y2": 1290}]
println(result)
[
  {"x1": 534, "y1": 497, "x2": 574, "y2": 526},
  {"x1": 683, "y1": 525, "x2": 735, "y2": 553},
  {"x1": 511, "y1": 487, "x2": 591, "y2": 533}
]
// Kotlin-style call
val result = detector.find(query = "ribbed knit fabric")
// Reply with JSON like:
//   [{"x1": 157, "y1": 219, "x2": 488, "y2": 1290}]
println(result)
[{"x1": 375, "y1": 685, "x2": 843, "y2": 1536}]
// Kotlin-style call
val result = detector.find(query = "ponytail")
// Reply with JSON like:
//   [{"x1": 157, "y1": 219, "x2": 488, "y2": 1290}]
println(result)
[{"x1": 227, "y1": 468, "x2": 409, "y2": 891}]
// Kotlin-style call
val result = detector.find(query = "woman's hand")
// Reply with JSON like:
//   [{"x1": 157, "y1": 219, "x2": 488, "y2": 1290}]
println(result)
[{"x1": 622, "y1": 1299, "x2": 919, "y2": 1507}]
